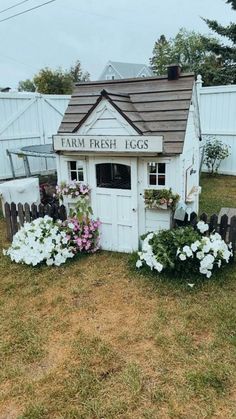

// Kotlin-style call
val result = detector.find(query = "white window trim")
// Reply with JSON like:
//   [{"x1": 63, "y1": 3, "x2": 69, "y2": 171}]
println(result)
[
  {"x1": 143, "y1": 158, "x2": 171, "y2": 190},
  {"x1": 61, "y1": 156, "x2": 87, "y2": 184}
]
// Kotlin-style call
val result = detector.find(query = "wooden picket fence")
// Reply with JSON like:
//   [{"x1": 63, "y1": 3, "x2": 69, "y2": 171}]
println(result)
[
  {"x1": 175, "y1": 211, "x2": 236, "y2": 252},
  {"x1": 4, "y1": 202, "x2": 236, "y2": 252},
  {"x1": 4, "y1": 202, "x2": 67, "y2": 241}
]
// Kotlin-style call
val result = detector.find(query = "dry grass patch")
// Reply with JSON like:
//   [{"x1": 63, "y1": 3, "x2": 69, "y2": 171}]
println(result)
[{"x1": 0, "y1": 214, "x2": 236, "y2": 418}]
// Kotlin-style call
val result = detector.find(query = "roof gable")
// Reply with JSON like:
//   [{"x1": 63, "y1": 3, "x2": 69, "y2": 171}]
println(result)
[
  {"x1": 58, "y1": 73, "x2": 196, "y2": 154},
  {"x1": 76, "y1": 98, "x2": 138, "y2": 136},
  {"x1": 99, "y1": 61, "x2": 153, "y2": 80}
]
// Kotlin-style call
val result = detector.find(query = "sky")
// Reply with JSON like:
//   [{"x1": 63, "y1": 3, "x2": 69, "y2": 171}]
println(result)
[{"x1": 0, "y1": 0, "x2": 234, "y2": 88}]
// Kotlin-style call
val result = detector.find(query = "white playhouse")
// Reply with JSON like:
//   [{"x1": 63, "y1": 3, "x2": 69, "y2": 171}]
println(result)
[{"x1": 53, "y1": 65, "x2": 200, "y2": 252}]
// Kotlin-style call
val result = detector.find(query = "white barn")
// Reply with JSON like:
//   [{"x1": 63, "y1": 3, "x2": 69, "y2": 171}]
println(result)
[{"x1": 54, "y1": 66, "x2": 200, "y2": 252}]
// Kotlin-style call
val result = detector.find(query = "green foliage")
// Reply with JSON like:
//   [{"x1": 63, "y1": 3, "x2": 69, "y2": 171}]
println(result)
[
  {"x1": 33, "y1": 67, "x2": 72, "y2": 94},
  {"x1": 204, "y1": 138, "x2": 230, "y2": 174},
  {"x1": 70, "y1": 198, "x2": 93, "y2": 222},
  {"x1": 150, "y1": 28, "x2": 221, "y2": 85},
  {"x1": 203, "y1": 1, "x2": 236, "y2": 84},
  {"x1": 18, "y1": 60, "x2": 90, "y2": 94},
  {"x1": 144, "y1": 188, "x2": 179, "y2": 210},
  {"x1": 18, "y1": 79, "x2": 36, "y2": 92},
  {"x1": 150, "y1": 35, "x2": 172, "y2": 75},
  {"x1": 144, "y1": 227, "x2": 201, "y2": 275}
]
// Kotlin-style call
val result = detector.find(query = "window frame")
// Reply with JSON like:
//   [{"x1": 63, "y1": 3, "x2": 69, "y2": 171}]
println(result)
[
  {"x1": 62, "y1": 157, "x2": 87, "y2": 183},
  {"x1": 144, "y1": 159, "x2": 170, "y2": 190}
]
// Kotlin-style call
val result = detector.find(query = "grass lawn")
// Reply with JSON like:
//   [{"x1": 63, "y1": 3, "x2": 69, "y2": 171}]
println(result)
[
  {"x1": 200, "y1": 173, "x2": 236, "y2": 214},
  {"x1": 0, "y1": 175, "x2": 236, "y2": 418}
]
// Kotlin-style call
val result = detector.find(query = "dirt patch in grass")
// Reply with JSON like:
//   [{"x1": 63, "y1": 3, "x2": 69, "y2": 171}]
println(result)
[{"x1": 0, "y1": 212, "x2": 236, "y2": 417}]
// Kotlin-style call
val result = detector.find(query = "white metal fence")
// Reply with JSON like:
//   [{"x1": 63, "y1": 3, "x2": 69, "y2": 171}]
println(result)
[
  {"x1": 197, "y1": 77, "x2": 236, "y2": 175},
  {"x1": 0, "y1": 92, "x2": 70, "y2": 180}
]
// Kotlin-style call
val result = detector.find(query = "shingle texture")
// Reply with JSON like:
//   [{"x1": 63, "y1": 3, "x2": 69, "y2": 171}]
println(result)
[{"x1": 58, "y1": 73, "x2": 195, "y2": 154}]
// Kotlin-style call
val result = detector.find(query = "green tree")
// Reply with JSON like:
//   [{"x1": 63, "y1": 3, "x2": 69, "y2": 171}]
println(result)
[
  {"x1": 203, "y1": 0, "x2": 236, "y2": 84},
  {"x1": 69, "y1": 60, "x2": 90, "y2": 83},
  {"x1": 18, "y1": 79, "x2": 36, "y2": 92},
  {"x1": 150, "y1": 28, "x2": 222, "y2": 85},
  {"x1": 33, "y1": 67, "x2": 73, "y2": 94},
  {"x1": 18, "y1": 60, "x2": 90, "y2": 94},
  {"x1": 150, "y1": 35, "x2": 172, "y2": 75}
]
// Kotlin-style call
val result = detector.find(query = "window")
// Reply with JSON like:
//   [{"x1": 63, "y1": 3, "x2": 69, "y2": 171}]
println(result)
[
  {"x1": 148, "y1": 162, "x2": 166, "y2": 186},
  {"x1": 96, "y1": 163, "x2": 131, "y2": 189},
  {"x1": 68, "y1": 161, "x2": 84, "y2": 182},
  {"x1": 106, "y1": 74, "x2": 115, "y2": 80}
]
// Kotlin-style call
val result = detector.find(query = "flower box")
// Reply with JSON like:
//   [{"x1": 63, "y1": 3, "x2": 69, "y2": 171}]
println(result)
[{"x1": 144, "y1": 188, "x2": 179, "y2": 210}]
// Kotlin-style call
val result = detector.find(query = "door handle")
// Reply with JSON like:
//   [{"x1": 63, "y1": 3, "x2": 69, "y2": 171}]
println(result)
[{"x1": 132, "y1": 208, "x2": 137, "y2": 212}]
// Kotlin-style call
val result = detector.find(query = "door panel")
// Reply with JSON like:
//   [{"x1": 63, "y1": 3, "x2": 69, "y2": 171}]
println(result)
[{"x1": 90, "y1": 157, "x2": 138, "y2": 252}]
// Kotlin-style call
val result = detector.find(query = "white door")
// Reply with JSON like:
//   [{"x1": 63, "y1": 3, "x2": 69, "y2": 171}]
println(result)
[{"x1": 90, "y1": 157, "x2": 138, "y2": 252}]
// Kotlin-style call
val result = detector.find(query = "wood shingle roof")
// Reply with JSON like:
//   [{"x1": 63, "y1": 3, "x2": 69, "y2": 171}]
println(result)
[{"x1": 58, "y1": 73, "x2": 195, "y2": 154}]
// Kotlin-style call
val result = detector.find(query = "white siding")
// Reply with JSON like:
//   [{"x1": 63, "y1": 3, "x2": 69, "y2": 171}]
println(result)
[
  {"x1": 198, "y1": 83, "x2": 236, "y2": 175},
  {"x1": 0, "y1": 92, "x2": 70, "y2": 179}
]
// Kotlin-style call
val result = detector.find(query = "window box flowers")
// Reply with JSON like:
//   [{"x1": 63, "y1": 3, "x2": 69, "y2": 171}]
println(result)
[
  {"x1": 56, "y1": 180, "x2": 90, "y2": 201},
  {"x1": 144, "y1": 188, "x2": 179, "y2": 210}
]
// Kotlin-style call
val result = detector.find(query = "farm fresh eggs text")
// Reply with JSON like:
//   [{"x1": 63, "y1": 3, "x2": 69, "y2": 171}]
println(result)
[{"x1": 53, "y1": 135, "x2": 163, "y2": 153}]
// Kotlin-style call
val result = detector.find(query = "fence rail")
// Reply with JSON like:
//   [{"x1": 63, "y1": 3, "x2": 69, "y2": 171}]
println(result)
[{"x1": 4, "y1": 202, "x2": 67, "y2": 241}]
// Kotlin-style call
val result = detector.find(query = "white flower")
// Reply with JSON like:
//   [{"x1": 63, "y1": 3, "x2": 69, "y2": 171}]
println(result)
[
  {"x1": 191, "y1": 241, "x2": 200, "y2": 252},
  {"x1": 179, "y1": 253, "x2": 187, "y2": 261},
  {"x1": 136, "y1": 259, "x2": 143, "y2": 269},
  {"x1": 197, "y1": 221, "x2": 209, "y2": 234},
  {"x1": 196, "y1": 251, "x2": 204, "y2": 260},
  {"x1": 4, "y1": 216, "x2": 74, "y2": 267},
  {"x1": 153, "y1": 261, "x2": 163, "y2": 272},
  {"x1": 68, "y1": 222, "x2": 74, "y2": 230},
  {"x1": 183, "y1": 245, "x2": 193, "y2": 257}
]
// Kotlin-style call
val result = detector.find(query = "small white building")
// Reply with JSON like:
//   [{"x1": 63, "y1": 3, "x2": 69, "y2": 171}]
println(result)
[
  {"x1": 54, "y1": 65, "x2": 200, "y2": 253},
  {"x1": 99, "y1": 61, "x2": 154, "y2": 80}
]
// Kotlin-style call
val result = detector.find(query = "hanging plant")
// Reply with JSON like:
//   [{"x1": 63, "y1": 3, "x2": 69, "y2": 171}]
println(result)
[
  {"x1": 55, "y1": 180, "x2": 90, "y2": 200},
  {"x1": 55, "y1": 180, "x2": 92, "y2": 221},
  {"x1": 144, "y1": 188, "x2": 179, "y2": 210}
]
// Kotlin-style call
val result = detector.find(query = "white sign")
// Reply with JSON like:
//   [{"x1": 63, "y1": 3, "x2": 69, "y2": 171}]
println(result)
[{"x1": 53, "y1": 135, "x2": 163, "y2": 153}]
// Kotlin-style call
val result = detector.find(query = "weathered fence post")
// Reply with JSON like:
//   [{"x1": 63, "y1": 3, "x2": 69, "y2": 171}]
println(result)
[
  {"x1": 24, "y1": 203, "x2": 31, "y2": 222},
  {"x1": 219, "y1": 214, "x2": 228, "y2": 241},
  {"x1": 18, "y1": 203, "x2": 25, "y2": 227},
  {"x1": 10, "y1": 202, "x2": 18, "y2": 236},
  {"x1": 209, "y1": 214, "x2": 218, "y2": 233},
  {"x1": 4, "y1": 203, "x2": 12, "y2": 241},
  {"x1": 229, "y1": 216, "x2": 236, "y2": 255}
]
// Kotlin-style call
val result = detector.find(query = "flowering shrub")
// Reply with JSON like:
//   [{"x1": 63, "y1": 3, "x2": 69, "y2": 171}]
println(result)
[
  {"x1": 144, "y1": 188, "x2": 179, "y2": 210},
  {"x1": 62, "y1": 217, "x2": 101, "y2": 253},
  {"x1": 55, "y1": 180, "x2": 90, "y2": 200},
  {"x1": 3, "y1": 216, "x2": 74, "y2": 267},
  {"x1": 136, "y1": 221, "x2": 233, "y2": 279}
]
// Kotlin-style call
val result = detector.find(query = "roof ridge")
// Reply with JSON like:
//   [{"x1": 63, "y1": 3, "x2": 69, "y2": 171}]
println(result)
[{"x1": 75, "y1": 73, "x2": 195, "y2": 86}]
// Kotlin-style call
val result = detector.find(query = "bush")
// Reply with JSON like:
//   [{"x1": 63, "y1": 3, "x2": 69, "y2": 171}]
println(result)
[
  {"x1": 136, "y1": 222, "x2": 233, "y2": 279},
  {"x1": 3, "y1": 214, "x2": 101, "y2": 267},
  {"x1": 62, "y1": 217, "x2": 101, "y2": 253},
  {"x1": 204, "y1": 138, "x2": 230, "y2": 174},
  {"x1": 3, "y1": 216, "x2": 74, "y2": 267}
]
